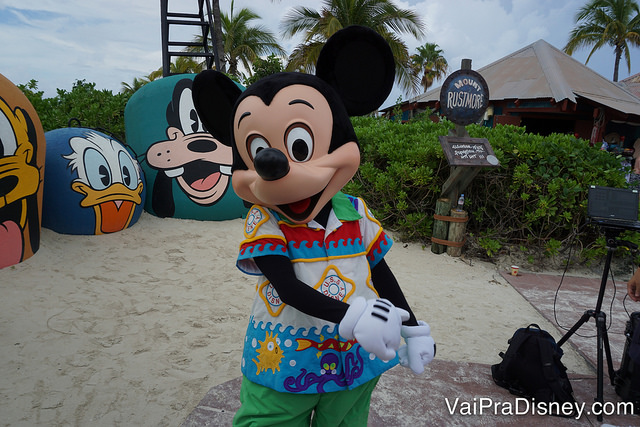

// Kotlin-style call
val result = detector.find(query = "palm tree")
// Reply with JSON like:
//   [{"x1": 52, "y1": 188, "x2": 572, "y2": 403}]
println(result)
[
  {"x1": 411, "y1": 43, "x2": 448, "y2": 94},
  {"x1": 188, "y1": 1, "x2": 285, "y2": 80},
  {"x1": 211, "y1": 0, "x2": 226, "y2": 73},
  {"x1": 150, "y1": 56, "x2": 206, "y2": 80},
  {"x1": 168, "y1": 56, "x2": 208, "y2": 74},
  {"x1": 121, "y1": 57, "x2": 205, "y2": 95},
  {"x1": 121, "y1": 77, "x2": 150, "y2": 95},
  {"x1": 564, "y1": 0, "x2": 640, "y2": 81},
  {"x1": 280, "y1": 0, "x2": 426, "y2": 95}
]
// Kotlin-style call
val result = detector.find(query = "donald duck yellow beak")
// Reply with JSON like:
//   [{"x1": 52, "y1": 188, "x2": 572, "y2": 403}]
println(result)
[{"x1": 71, "y1": 181, "x2": 143, "y2": 234}]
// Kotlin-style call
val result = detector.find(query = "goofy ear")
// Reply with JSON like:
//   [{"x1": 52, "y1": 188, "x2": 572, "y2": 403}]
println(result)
[
  {"x1": 316, "y1": 26, "x2": 395, "y2": 116},
  {"x1": 192, "y1": 70, "x2": 242, "y2": 144}
]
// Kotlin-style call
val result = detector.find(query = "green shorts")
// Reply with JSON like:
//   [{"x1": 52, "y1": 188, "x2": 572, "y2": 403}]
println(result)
[{"x1": 232, "y1": 375, "x2": 380, "y2": 427}]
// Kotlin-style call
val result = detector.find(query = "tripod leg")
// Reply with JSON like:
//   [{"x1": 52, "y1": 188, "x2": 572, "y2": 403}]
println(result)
[
  {"x1": 557, "y1": 310, "x2": 594, "y2": 347},
  {"x1": 600, "y1": 314, "x2": 616, "y2": 385},
  {"x1": 596, "y1": 312, "x2": 605, "y2": 422},
  {"x1": 559, "y1": 232, "x2": 620, "y2": 422}
]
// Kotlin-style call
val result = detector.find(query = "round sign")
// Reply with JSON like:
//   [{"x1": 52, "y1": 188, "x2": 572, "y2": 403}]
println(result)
[{"x1": 439, "y1": 69, "x2": 489, "y2": 126}]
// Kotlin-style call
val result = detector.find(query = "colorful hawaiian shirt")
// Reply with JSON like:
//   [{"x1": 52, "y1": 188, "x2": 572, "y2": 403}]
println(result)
[{"x1": 236, "y1": 192, "x2": 398, "y2": 394}]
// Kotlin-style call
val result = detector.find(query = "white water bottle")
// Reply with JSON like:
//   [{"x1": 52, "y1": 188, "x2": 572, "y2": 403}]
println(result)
[{"x1": 456, "y1": 194, "x2": 465, "y2": 211}]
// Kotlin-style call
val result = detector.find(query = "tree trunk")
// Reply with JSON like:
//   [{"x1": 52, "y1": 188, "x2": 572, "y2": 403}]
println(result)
[
  {"x1": 228, "y1": 59, "x2": 238, "y2": 78},
  {"x1": 613, "y1": 46, "x2": 622, "y2": 82},
  {"x1": 212, "y1": 0, "x2": 226, "y2": 73}
]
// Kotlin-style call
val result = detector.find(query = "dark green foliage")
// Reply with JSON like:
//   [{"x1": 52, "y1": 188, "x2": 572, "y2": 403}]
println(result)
[
  {"x1": 19, "y1": 79, "x2": 131, "y2": 142},
  {"x1": 244, "y1": 54, "x2": 284, "y2": 86},
  {"x1": 465, "y1": 124, "x2": 625, "y2": 242},
  {"x1": 346, "y1": 114, "x2": 450, "y2": 241},
  {"x1": 15, "y1": 78, "x2": 631, "y2": 262},
  {"x1": 346, "y1": 114, "x2": 629, "y2": 260}
]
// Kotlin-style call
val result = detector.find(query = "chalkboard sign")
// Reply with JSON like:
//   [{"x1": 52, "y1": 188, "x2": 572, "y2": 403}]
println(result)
[
  {"x1": 439, "y1": 69, "x2": 489, "y2": 125},
  {"x1": 438, "y1": 136, "x2": 500, "y2": 167}
]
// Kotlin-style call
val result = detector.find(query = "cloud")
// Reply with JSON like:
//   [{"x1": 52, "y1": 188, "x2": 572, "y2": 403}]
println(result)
[
  {"x1": 0, "y1": 0, "x2": 161, "y2": 96},
  {"x1": 0, "y1": 0, "x2": 638, "y2": 107},
  {"x1": 385, "y1": 0, "x2": 640, "y2": 106}
]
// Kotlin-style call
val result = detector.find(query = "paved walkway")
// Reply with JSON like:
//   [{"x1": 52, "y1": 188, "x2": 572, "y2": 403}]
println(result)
[{"x1": 181, "y1": 271, "x2": 640, "y2": 426}]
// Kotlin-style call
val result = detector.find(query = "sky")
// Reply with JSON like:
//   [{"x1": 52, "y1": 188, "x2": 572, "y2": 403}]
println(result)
[{"x1": 2, "y1": 0, "x2": 640, "y2": 110}]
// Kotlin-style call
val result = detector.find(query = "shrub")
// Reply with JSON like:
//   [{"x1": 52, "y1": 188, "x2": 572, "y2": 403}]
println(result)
[
  {"x1": 19, "y1": 79, "x2": 131, "y2": 142},
  {"x1": 346, "y1": 114, "x2": 629, "y2": 261},
  {"x1": 17, "y1": 79, "x2": 632, "y2": 263},
  {"x1": 346, "y1": 114, "x2": 450, "y2": 241}
]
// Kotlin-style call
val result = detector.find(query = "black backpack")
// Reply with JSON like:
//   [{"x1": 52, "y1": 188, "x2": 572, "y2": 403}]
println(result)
[
  {"x1": 614, "y1": 311, "x2": 640, "y2": 414},
  {"x1": 492, "y1": 324, "x2": 575, "y2": 411}
]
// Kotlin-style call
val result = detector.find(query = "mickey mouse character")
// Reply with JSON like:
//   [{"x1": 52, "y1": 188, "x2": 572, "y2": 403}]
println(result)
[{"x1": 193, "y1": 26, "x2": 435, "y2": 426}]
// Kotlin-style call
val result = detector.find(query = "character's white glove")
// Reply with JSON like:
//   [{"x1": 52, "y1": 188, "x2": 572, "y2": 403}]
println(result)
[
  {"x1": 397, "y1": 321, "x2": 436, "y2": 374},
  {"x1": 339, "y1": 297, "x2": 409, "y2": 361}
]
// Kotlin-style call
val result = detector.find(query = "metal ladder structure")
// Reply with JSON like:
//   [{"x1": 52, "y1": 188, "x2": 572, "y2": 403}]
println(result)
[{"x1": 160, "y1": 0, "x2": 220, "y2": 77}]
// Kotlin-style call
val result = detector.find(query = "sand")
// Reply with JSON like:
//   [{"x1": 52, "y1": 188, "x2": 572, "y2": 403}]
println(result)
[{"x1": 0, "y1": 212, "x2": 593, "y2": 426}]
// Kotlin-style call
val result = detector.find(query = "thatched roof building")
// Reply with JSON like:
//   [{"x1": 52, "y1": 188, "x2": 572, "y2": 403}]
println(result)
[{"x1": 389, "y1": 39, "x2": 640, "y2": 147}]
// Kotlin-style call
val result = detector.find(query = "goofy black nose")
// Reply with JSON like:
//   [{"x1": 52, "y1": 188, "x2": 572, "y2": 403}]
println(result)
[{"x1": 254, "y1": 148, "x2": 290, "y2": 181}]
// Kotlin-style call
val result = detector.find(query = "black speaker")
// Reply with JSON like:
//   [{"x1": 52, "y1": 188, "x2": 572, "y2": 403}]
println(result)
[{"x1": 614, "y1": 311, "x2": 640, "y2": 414}]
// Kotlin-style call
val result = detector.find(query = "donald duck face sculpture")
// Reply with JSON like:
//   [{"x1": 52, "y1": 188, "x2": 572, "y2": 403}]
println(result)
[{"x1": 64, "y1": 131, "x2": 144, "y2": 234}]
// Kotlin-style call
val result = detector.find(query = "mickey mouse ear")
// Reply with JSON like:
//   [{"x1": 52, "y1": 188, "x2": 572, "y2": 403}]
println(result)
[
  {"x1": 192, "y1": 70, "x2": 242, "y2": 144},
  {"x1": 316, "y1": 25, "x2": 395, "y2": 116}
]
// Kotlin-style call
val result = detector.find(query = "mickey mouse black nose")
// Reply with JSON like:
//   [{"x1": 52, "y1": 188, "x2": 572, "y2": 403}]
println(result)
[{"x1": 253, "y1": 148, "x2": 290, "y2": 181}]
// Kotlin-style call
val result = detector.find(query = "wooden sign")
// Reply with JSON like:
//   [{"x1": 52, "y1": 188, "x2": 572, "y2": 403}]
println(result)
[
  {"x1": 438, "y1": 136, "x2": 499, "y2": 167},
  {"x1": 439, "y1": 69, "x2": 489, "y2": 126}
]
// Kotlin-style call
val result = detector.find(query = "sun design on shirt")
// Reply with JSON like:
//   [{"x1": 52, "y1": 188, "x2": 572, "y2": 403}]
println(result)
[{"x1": 253, "y1": 331, "x2": 284, "y2": 374}]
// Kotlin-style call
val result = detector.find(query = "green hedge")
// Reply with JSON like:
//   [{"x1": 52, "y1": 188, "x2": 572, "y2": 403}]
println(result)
[
  {"x1": 19, "y1": 79, "x2": 131, "y2": 142},
  {"x1": 346, "y1": 114, "x2": 629, "y2": 260},
  {"x1": 19, "y1": 80, "x2": 631, "y2": 262}
]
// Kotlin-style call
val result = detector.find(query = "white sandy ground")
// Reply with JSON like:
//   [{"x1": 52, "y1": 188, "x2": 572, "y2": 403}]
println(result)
[{"x1": 0, "y1": 212, "x2": 595, "y2": 426}]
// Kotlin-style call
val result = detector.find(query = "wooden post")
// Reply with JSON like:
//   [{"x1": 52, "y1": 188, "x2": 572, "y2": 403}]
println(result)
[
  {"x1": 431, "y1": 198, "x2": 451, "y2": 254},
  {"x1": 433, "y1": 58, "x2": 497, "y2": 256},
  {"x1": 446, "y1": 208, "x2": 468, "y2": 257}
]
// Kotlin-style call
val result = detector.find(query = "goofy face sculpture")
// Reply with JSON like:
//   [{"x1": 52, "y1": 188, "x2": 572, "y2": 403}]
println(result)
[
  {"x1": 146, "y1": 78, "x2": 233, "y2": 218},
  {"x1": 192, "y1": 26, "x2": 394, "y2": 223}
]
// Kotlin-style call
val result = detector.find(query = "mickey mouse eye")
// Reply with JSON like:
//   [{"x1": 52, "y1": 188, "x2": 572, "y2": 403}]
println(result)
[
  {"x1": 247, "y1": 135, "x2": 270, "y2": 160},
  {"x1": 285, "y1": 124, "x2": 313, "y2": 162}
]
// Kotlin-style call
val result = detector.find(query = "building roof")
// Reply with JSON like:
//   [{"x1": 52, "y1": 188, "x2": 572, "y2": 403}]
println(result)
[
  {"x1": 619, "y1": 73, "x2": 640, "y2": 99},
  {"x1": 410, "y1": 39, "x2": 640, "y2": 117}
]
